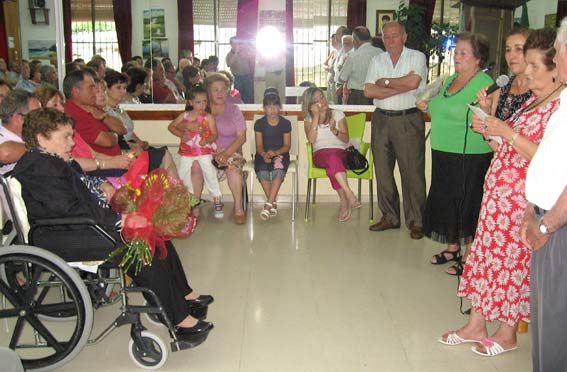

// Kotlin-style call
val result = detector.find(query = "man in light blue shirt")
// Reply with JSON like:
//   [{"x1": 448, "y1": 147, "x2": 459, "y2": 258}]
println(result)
[{"x1": 339, "y1": 26, "x2": 383, "y2": 105}]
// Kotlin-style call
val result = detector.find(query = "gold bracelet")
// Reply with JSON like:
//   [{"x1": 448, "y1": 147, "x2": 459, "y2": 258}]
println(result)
[
  {"x1": 509, "y1": 132, "x2": 519, "y2": 146},
  {"x1": 95, "y1": 159, "x2": 101, "y2": 170}
]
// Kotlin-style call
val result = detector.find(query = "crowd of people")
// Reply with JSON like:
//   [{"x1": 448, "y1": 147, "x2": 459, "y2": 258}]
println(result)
[{"x1": 1, "y1": 18, "x2": 567, "y2": 371}]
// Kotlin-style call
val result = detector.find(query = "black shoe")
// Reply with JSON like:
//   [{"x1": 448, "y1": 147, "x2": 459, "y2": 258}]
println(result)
[
  {"x1": 187, "y1": 301, "x2": 209, "y2": 320},
  {"x1": 187, "y1": 294, "x2": 214, "y2": 307},
  {"x1": 175, "y1": 320, "x2": 214, "y2": 338}
]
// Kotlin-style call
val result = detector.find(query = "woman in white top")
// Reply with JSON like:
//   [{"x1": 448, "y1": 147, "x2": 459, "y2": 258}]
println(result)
[{"x1": 302, "y1": 87, "x2": 361, "y2": 222}]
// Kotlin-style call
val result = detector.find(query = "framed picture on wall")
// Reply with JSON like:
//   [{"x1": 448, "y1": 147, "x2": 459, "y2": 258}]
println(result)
[{"x1": 376, "y1": 10, "x2": 396, "y2": 36}]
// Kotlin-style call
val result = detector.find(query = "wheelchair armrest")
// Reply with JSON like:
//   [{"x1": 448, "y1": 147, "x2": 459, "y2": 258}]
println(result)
[
  {"x1": 29, "y1": 218, "x2": 119, "y2": 262},
  {"x1": 34, "y1": 217, "x2": 100, "y2": 227}
]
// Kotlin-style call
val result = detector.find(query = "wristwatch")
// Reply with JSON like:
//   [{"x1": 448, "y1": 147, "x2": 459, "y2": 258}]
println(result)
[
  {"x1": 384, "y1": 79, "x2": 391, "y2": 87},
  {"x1": 538, "y1": 217, "x2": 549, "y2": 234}
]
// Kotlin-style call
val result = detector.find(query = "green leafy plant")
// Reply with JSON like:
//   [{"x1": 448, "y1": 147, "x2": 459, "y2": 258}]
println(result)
[{"x1": 395, "y1": 1, "x2": 427, "y2": 52}]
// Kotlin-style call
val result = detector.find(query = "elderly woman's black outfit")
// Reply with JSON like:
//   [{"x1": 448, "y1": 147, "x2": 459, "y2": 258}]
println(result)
[{"x1": 11, "y1": 150, "x2": 208, "y2": 334}]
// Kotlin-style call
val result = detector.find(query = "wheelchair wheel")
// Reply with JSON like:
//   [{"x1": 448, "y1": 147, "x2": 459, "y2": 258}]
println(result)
[
  {"x1": 0, "y1": 245, "x2": 93, "y2": 372},
  {"x1": 128, "y1": 331, "x2": 169, "y2": 370}
]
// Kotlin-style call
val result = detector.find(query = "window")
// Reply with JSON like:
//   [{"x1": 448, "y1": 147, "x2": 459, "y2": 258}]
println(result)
[
  {"x1": 293, "y1": 0, "x2": 347, "y2": 87},
  {"x1": 193, "y1": 0, "x2": 238, "y2": 70},
  {"x1": 428, "y1": 0, "x2": 460, "y2": 80},
  {"x1": 70, "y1": 0, "x2": 121, "y2": 70}
]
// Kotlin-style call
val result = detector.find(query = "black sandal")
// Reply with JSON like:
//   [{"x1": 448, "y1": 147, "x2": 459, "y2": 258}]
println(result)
[
  {"x1": 446, "y1": 260, "x2": 464, "y2": 276},
  {"x1": 430, "y1": 249, "x2": 461, "y2": 265}
]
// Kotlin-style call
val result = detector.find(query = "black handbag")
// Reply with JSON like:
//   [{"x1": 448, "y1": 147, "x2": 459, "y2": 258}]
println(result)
[{"x1": 345, "y1": 146, "x2": 369, "y2": 175}]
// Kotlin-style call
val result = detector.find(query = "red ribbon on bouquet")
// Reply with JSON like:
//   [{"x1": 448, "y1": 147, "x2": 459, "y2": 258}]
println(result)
[{"x1": 112, "y1": 169, "x2": 196, "y2": 261}]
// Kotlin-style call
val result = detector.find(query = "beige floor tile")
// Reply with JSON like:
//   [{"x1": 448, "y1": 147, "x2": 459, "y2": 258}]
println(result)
[{"x1": 3, "y1": 203, "x2": 532, "y2": 372}]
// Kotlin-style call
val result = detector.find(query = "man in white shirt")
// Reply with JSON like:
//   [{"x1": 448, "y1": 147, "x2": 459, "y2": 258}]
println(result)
[
  {"x1": 0, "y1": 90, "x2": 40, "y2": 174},
  {"x1": 520, "y1": 18, "x2": 567, "y2": 372},
  {"x1": 364, "y1": 21, "x2": 427, "y2": 239},
  {"x1": 339, "y1": 26, "x2": 383, "y2": 105},
  {"x1": 334, "y1": 34, "x2": 353, "y2": 104}
]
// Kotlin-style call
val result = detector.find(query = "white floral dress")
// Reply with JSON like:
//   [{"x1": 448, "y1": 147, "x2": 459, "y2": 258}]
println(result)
[{"x1": 457, "y1": 97, "x2": 560, "y2": 326}]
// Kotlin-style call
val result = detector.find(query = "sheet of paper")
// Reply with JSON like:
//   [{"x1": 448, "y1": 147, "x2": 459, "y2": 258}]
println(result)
[{"x1": 467, "y1": 104, "x2": 502, "y2": 144}]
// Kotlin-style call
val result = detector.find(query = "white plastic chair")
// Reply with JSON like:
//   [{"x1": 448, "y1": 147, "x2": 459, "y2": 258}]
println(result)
[{"x1": 243, "y1": 115, "x2": 299, "y2": 221}]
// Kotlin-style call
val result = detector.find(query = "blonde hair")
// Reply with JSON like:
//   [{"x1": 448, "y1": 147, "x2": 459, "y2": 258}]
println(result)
[
  {"x1": 34, "y1": 85, "x2": 64, "y2": 107},
  {"x1": 301, "y1": 86, "x2": 325, "y2": 121},
  {"x1": 204, "y1": 72, "x2": 230, "y2": 91}
]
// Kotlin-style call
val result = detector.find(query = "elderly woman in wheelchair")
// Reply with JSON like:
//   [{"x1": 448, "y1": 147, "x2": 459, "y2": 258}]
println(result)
[{"x1": 0, "y1": 108, "x2": 213, "y2": 370}]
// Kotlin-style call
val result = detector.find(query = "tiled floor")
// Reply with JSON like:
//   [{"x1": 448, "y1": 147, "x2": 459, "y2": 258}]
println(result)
[{"x1": 6, "y1": 202, "x2": 533, "y2": 371}]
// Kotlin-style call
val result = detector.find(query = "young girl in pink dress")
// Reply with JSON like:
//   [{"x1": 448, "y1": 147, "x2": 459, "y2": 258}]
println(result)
[{"x1": 169, "y1": 86, "x2": 224, "y2": 219}]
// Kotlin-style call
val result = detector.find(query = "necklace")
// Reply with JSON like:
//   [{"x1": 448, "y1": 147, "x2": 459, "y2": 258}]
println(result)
[
  {"x1": 522, "y1": 84, "x2": 563, "y2": 113},
  {"x1": 509, "y1": 84, "x2": 563, "y2": 124},
  {"x1": 443, "y1": 69, "x2": 480, "y2": 97}
]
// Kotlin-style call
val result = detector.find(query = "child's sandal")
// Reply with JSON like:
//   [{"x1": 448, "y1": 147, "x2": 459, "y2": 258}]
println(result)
[
  {"x1": 260, "y1": 203, "x2": 272, "y2": 221},
  {"x1": 269, "y1": 202, "x2": 277, "y2": 217}
]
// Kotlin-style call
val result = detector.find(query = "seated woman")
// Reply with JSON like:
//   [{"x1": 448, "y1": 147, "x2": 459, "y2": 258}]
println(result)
[
  {"x1": 301, "y1": 86, "x2": 361, "y2": 222},
  {"x1": 12, "y1": 108, "x2": 214, "y2": 343},
  {"x1": 103, "y1": 70, "x2": 179, "y2": 176},
  {"x1": 122, "y1": 67, "x2": 150, "y2": 104},
  {"x1": 172, "y1": 73, "x2": 247, "y2": 224}
]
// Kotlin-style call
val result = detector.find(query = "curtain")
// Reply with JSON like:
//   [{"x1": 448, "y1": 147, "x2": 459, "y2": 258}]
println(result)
[
  {"x1": 409, "y1": 0, "x2": 436, "y2": 40},
  {"x1": 178, "y1": 0, "x2": 194, "y2": 57},
  {"x1": 0, "y1": 3, "x2": 7, "y2": 61},
  {"x1": 112, "y1": 0, "x2": 132, "y2": 65},
  {"x1": 347, "y1": 0, "x2": 367, "y2": 30},
  {"x1": 557, "y1": 0, "x2": 567, "y2": 27},
  {"x1": 236, "y1": 0, "x2": 259, "y2": 42},
  {"x1": 63, "y1": 0, "x2": 73, "y2": 62},
  {"x1": 285, "y1": 0, "x2": 294, "y2": 95}
]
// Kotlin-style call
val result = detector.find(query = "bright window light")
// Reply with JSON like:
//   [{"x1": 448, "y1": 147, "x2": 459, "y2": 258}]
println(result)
[{"x1": 256, "y1": 26, "x2": 286, "y2": 59}]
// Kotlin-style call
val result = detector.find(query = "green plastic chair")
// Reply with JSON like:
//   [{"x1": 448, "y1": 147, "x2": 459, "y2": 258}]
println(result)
[{"x1": 304, "y1": 112, "x2": 374, "y2": 222}]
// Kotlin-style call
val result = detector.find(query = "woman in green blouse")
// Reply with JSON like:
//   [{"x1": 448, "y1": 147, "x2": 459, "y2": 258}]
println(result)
[{"x1": 417, "y1": 32, "x2": 494, "y2": 276}]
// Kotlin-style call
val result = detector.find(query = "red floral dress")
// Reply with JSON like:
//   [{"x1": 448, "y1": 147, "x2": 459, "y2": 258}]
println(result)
[{"x1": 458, "y1": 97, "x2": 560, "y2": 326}]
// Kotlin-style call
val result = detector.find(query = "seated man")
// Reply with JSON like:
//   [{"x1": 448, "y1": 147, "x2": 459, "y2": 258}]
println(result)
[
  {"x1": 0, "y1": 90, "x2": 40, "y2": 174},
  {"x1": 63, "y1": 70, "x2": 122, "y2": 156},
  {"x1": 12, "y1": 107, "x2": 214, "y2": 343}
]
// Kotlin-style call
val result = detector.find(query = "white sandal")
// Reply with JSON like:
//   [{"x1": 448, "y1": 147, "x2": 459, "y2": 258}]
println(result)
[
  {"x1": 438, "y1": 331, "x2": 482, "y2": 346},
  {"x1": 260, "y1": 203, "x2": 272, "y2": 221},
  {"x1": 471, "y1": 338, "x2": 517, "y2": 357},
  {"x1": 269, "y1": 202, "x2": 277, "y2": 217}
]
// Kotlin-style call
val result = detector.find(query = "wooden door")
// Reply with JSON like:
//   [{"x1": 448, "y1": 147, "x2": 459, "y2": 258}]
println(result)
[{"x1": 3, "y1": 0, "x2": 22, "y2": 65}]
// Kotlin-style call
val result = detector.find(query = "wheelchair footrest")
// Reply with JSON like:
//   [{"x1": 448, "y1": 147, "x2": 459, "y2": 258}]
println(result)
[{"x1": 170, "y1": 331, "x2": 210, "y2": 352}]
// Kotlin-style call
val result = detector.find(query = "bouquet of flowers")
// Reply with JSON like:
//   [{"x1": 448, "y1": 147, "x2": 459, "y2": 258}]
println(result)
[{"x1": 108, "y1": 169, "x2": 197, "y2": 274}]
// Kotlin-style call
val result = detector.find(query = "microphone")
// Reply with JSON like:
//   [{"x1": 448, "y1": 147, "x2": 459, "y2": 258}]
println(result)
[{"x1": 471, "y1": 74, "x2": 509, "y2": 105}]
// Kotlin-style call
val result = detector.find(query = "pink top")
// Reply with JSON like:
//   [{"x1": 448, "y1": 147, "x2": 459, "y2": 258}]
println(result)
[
  {"x1": 71, "y1": 131, "x2": 93, "y2": 159},
  {"x1": 179, "y1": 112, "x2": 216, "y2": 156},
  {"x1": 215, "y1": 102, "x2": 246, "y2": 151}
]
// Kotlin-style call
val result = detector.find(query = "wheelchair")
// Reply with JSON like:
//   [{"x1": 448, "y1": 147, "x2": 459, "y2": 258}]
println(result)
[{"x1": 0, "y1": 175, "x2": 205, "y2": 371}]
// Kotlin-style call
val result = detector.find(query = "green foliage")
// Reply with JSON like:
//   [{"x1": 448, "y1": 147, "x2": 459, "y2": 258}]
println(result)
[
  {"x1": 395, "y1": 1, "x2": 457, "y2": 60},
  {"x1": 395, "y1": 1, "x2": 427, "y2": 52}
]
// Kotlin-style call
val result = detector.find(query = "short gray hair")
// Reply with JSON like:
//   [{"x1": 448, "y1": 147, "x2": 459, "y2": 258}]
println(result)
[
  {"x1": 0, "y1": 90, "x2": 33, "y2": 124},
  {"x1": 558, "y1": 17, "x2": 567, "y2": 48}
]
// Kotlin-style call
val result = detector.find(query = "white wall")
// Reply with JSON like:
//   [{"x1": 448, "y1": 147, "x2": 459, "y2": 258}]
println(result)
[
  {"x1": 131, "y1": 0, "x2": 179, "y2": 63},
  {"x1": 366, "y1": 0, "x2": 401, "y2": 37},
  {"x1": 18, "y1": 0, "x2": 57, "y2": 61},
  {"x1": 515, "y1": 0, "x2": 558, "y2": 29}
]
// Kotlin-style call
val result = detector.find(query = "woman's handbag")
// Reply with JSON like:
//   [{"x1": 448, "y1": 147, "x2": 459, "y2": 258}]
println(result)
[{"x1": 345, "y1": 146, "x2": 369, "y2": 175}]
